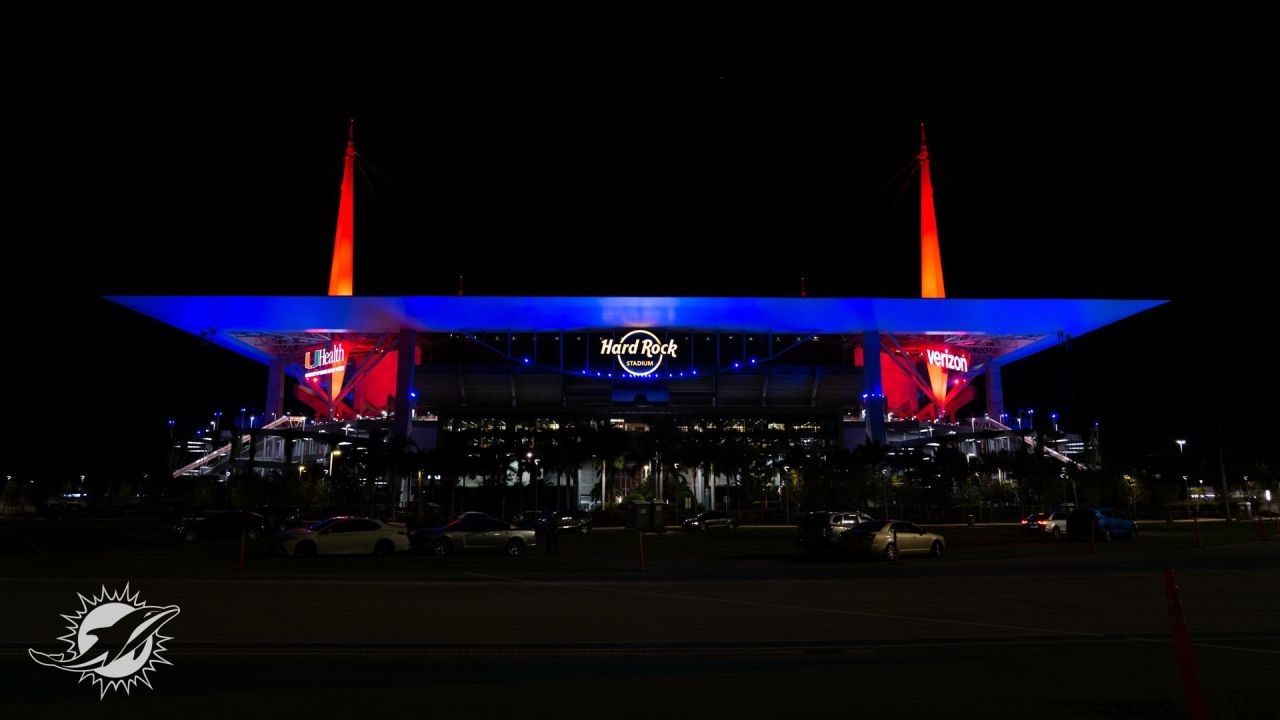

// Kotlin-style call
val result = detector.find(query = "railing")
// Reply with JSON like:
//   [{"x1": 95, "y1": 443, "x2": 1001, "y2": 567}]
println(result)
[
  {"x1": 974, "y1": 417, "x2": 1087, "y2": 469},
  {"x1": 171, "y1": 416, "x2": 306, "y2": 479}
]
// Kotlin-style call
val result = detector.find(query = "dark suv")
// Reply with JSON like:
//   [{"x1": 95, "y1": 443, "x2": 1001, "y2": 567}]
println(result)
[
  {"x1": 174, "y1": 510, "x2": 273, "y2": 542},
  {"x1": 514, "y1": 509, "x2": 594, "y2": 535},
  {"x1": 544, "y1": 509, "x2": 593, "y2": 535},
  {"x1": 798, "y1": 510, "x2": 874, "y2": 554},
  {"x1": 1066, "y1": 507, "x2": 1137, "y2": 541},
  {"x1": 682, "y1": 511, "x2": 736, "y2": 531}
]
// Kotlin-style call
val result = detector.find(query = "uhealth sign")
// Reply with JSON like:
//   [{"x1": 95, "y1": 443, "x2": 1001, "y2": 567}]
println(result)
[
  {"x1": 304, "y1": 342, "x2": 347, "y2": 378},
  {"x1": 599, "y1": 330, "x2": 679, "y2": 376}
]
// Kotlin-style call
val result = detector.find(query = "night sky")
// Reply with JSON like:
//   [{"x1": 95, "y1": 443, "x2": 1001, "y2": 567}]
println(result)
[{"x1": 5, "y1": 58, "x2": 1265, "y2": 482}]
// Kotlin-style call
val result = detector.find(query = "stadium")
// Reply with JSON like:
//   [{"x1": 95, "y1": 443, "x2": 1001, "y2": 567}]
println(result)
[{"x1": 109, "y1": 126, "x2": 1163, "y2": 516}]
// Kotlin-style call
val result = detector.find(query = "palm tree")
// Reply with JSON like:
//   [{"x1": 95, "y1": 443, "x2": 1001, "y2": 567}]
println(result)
[{"x1": 586, "y1": 424, "x2": 630, "y2": 509}]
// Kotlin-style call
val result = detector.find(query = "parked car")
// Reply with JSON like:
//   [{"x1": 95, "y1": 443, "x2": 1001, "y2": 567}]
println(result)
[
  {"x1": 544, "y1": 508, "x2": 593, "y2": 534},
  {"x1": 270, "y1": 516, "x2": 409, "y2": 556},
  {"x1": 411, "y1": 513, "x2": 537, "y2": 556},
  {"x1": 1045, "y1": 510, "x2": 1070, "y2": 538},
  {"x1": 840, "y1": 519, "x2": 946, "y2": 560},
  {"x1": 1065, "y1": 507, "x2": 1138, "y2": 541},
  {"x1": 174, "y1": 510, "x2": 274, "y2": 542},
  {"x1": 512, "y1": 509, "x2": 592, "y2": 534},
  {"x1": 254, "y1": 505, "x2": 302, "y2": 531},
  {"x1": 682, "y1": 511, "x2": 736, "y2": 531},
  {"x1": 1021, "y1": 512, "x2": 1050, "y2": 535},
  {"x1": 797, "y1": 510, "x2": 873, "y2": 554}
]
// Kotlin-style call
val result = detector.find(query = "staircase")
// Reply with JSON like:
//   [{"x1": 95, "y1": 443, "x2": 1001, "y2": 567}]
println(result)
[{"x1": 171, "y1": 416, "x2": 307, "y2": 478}]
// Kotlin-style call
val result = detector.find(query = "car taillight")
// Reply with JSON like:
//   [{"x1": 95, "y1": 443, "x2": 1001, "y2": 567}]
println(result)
[
  {"x1": 1020, "y1": 519, "x2": 1028, "y2": 525},
  {"x1": 1038, "y1": 521, "x2": 1048, "y2": 527}
]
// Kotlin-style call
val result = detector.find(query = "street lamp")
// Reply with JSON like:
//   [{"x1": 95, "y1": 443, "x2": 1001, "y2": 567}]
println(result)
[
  {"x1": 1176, "y1": 440, "x2": 1188, "y2": 517},
  {"x1": 329, "y1": 449, "x2": 342, "y2": 477},
  {"x1": 881, "y1": 465, "x2": 891, "y2": 518}
]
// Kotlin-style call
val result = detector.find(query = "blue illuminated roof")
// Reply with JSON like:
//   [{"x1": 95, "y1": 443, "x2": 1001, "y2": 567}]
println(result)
[{"x1": 106, "y1": 295, "x2": 1165, "y2": 366}]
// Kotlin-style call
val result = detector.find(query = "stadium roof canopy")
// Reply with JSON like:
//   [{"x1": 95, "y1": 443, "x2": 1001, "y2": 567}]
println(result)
[{"x1": 107, "y1": 295, "x2": 1165, "y2": 367}]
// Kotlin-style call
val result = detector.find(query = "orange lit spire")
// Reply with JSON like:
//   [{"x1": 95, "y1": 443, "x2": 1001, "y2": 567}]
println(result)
[
  {"x1": 327, "y1": 120, "x2": 356, "y2": 296},
  {"x1": 919, "y1": 123, "x2": 946, "y2": 299}
]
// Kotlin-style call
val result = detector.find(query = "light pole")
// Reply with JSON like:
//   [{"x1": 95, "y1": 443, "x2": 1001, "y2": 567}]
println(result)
[
  {"x1": 1176, "y1": 440, "x2": 1188, "y2": 518},
  {"x1": 673, "y1": 462, "x2": 681, "y2": 520},
  {"x1": 526, "y1": 452, "x2": 536, "y2": 512},
  {"x1": 882, "y1": 465, "x2": 891, "y2": 518},
  {"x1": 329, "y1": 449, "x2": 341, "y2": 477},
  {"x1": 1177, "y1": 439, "x2": 1203, "y2": 547}
]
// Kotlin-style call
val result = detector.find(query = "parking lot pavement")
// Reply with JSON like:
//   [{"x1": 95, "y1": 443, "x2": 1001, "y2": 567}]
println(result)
[{"x1": 1, "y1": 519, "x2": 1276, "y2": 715}]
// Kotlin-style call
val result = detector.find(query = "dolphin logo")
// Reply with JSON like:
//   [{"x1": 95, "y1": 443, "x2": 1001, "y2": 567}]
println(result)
[
  {"x1": 29, "y1": 586, "x2": 181, "y2": 698},
  {"x1": 30, "y1": 604, "x2": 180, "y2": 671}
]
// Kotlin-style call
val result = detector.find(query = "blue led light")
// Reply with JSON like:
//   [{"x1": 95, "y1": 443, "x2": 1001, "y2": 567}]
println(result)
[{"x1": 105, "y1": 296, "x2": 1167, "y2": 372}]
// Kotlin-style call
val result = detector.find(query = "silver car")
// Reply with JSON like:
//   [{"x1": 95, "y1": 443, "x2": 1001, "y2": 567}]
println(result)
[
  {"x1": 798, "y1": 510, "x2": 874, "y2": 554},
  {"x1": 840, "y1": 519, "x2": 946, "y2": 560},
  {"x1": 412, "y1": 513, "x2": 537, "y2": 556}
]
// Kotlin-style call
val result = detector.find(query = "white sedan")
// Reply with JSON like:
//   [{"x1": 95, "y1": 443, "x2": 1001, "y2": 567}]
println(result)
[{"x1": 271, "y1": 516, "x2": 409, "y2": 557}]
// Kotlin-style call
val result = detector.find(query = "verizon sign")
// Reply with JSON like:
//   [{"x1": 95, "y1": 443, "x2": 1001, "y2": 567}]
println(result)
[{"x1": 925, "y1": 347, "x2": 969, "y2": 373}]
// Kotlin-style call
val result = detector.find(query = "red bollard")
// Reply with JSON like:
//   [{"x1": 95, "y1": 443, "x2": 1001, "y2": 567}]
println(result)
[
  {"x1": 1257, "y1": 517, "x2": 1268, "y2": 541},
  {"x1": 1192, "y1": 515, "x2": 1203, "y2": 548},
  {"x1": 238, "y1": 527, "x2": 246, "y2": 571},
  {"x1": 1163, "y1": 570, "x2": 1207, "y2": 720}
]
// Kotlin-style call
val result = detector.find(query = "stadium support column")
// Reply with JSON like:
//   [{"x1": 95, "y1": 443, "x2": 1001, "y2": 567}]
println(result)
[
  {"x1": 986, "y1": 364, "x2": 1005, "y2": 420},
  {"x1": 392, "y1": 329, "x2": 417, "y2": 442},
  {"x1": 265, "y1": 358, "x2": 285, "y2": 420},
  {"x1": 863, "y1": 332, "x2": 887, "y2": 444}
]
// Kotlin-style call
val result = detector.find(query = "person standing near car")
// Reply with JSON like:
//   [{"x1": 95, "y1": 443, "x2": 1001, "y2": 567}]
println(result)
[{"x1": 543, "y1": 513, "x2": 559, "y2": 555}]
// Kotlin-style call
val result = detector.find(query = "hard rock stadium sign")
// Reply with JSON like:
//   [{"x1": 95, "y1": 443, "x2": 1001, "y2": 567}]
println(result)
[{"x1": 599, "y1": 330, "x2": 678, "y2": 376}]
